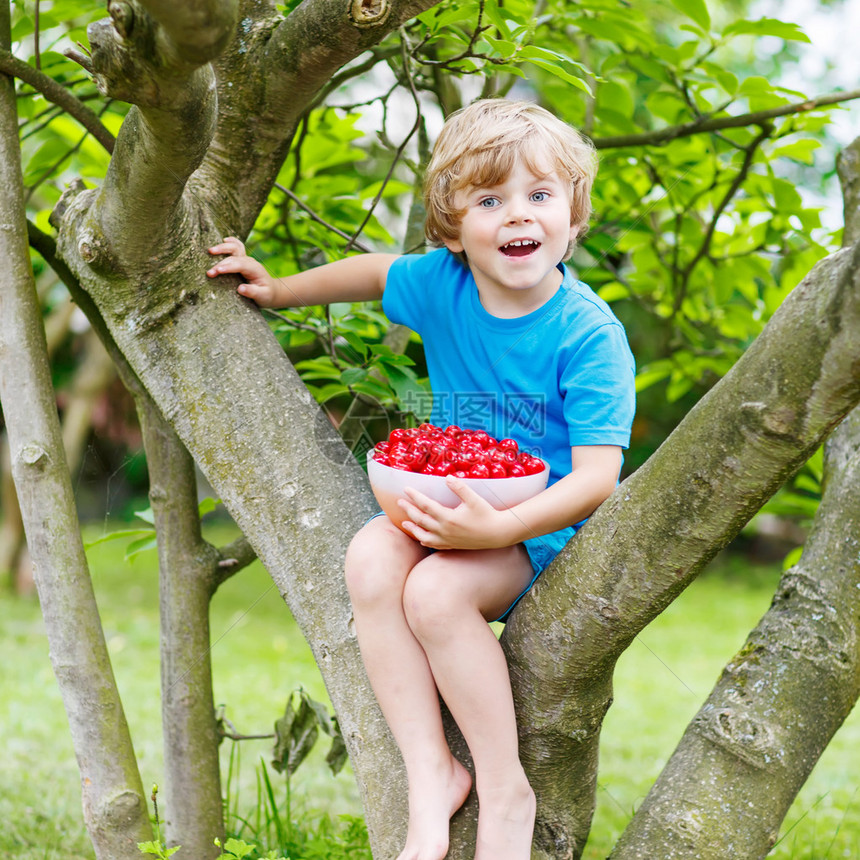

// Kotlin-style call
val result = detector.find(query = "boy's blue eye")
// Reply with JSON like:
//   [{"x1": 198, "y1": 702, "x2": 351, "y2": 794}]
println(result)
[
  {"x1": 531, "y1": 191, "x2": 549, "y2": 202},
  {"x1": 479, "y1": 197, "x2": 500, "y2": 208}
]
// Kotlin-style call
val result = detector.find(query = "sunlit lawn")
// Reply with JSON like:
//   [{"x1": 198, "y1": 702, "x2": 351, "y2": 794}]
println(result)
[{"x1": 2, "y1": 523, "x2": 858, "y2": 859}]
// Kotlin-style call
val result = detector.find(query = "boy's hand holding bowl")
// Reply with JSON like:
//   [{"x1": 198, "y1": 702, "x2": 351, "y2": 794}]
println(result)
[{"x1": 367, "y1": 423, "x2": 549, "y2": 536}]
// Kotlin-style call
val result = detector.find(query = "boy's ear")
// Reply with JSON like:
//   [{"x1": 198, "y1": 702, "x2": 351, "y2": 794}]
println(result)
[{"x1": 444, "y1": 236, "x2": 465, "y2": 254}]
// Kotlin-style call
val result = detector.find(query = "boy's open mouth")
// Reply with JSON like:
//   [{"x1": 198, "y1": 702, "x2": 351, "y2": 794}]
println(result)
[{"x1": 500, "y1": 240, "x2": 540, "y2": 257}]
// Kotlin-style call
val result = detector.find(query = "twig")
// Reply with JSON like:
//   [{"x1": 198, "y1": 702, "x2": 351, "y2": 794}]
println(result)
[
  {"x1": 343, "y1": 31, "x2": 423, "y2": 253},
  {"x1": 0, "y1": 49, "x2": 113, "y2": 152},
  {"x1": 593, "y1": 88, "x2": 860, "y2": 150},
  {"x1": 34, "y1": 0, "x2": 41, "y2": 70},
  {"x1": 275, "y1": 183, "x2": 373, "y2": 254},
  {"x1": 674, "y1": 123, "x2": 773, "y2": 313}
]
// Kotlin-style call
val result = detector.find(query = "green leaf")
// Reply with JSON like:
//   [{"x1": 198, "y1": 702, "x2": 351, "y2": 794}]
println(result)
[
  {"x1": 379, "y1": 364, "x2": 430, "y2": 418},
  {"x1": 134, "y1": 506, "x2": 155, "y2": 525},
  {"x1": 781, "y1": 546, "x2": 804, "y2": 571},
  {"x1": 724, "y1": 17, "x2": 810, "y2": 43},
  {"x1": 340, "y1": 330, "x2": 370, "y2": 360},
  {"x1": 84, "y1": 529, "x2": 154, "y2": 550},
  {"x1": 517, "y1": 47, "x2": 592, "y2": 93},
  {"x1": 198, "y1": 497, "x2": 222, "y2": 517},
  {"x1": 771, "y1": 138, "x2": 821, "y2": 165},
  {"x1": 481, "y1": 34, "x2": 518, "y2": 60},
  {"x1": 340, "y1": 367, "x2": 368, "y2": 386},
  {"x1": 217, "y1": 837, "x2": 256, "y2": 859},
  {"x1": 634, "y1": 360, "x2": 674, "y2": 393},
  {"x1": 125, "y1": 535, "x2": 159, "y2": 561},
  {"x1": 668, "y1": 0, "x2": 710, "y2": 32},
  {"x1": 137, "y1": 842, "x2": 180, "y2": 858}
]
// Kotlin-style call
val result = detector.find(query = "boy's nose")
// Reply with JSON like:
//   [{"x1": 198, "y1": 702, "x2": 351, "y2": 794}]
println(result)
[{"x1": 505, "y1": 199, "x2": 534, "y2": 223}]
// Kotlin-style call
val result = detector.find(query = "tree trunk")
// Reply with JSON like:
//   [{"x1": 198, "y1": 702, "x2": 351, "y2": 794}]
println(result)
[
  {"x1": 137, "y1": 392, "x2": 225, "y2": 858},
  {"x1": 0, "y1": 6, "x2": 151, "y2": 855}
]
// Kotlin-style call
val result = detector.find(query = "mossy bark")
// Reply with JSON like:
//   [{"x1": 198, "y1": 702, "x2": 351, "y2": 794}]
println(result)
[
  {"x1": 0, "y1": 6, "x2": 151, "y2": 856},
  {"x1": 138, "y1": 394, "x2": 224, "y2": 860},
  {"x1": 609, "y1": 406, "x2": 860, "y2": 859}
]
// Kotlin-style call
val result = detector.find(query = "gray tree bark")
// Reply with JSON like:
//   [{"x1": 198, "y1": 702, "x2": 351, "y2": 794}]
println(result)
[
  {"x1": 0, "y1": 5, "x2": 151, "y2": 856},
  {"x1": 608, "y1": 413, "x2": 860, "y2": 860},
  {"x1": 137, "y1": 393, "x2": 225, "y2": 859}
]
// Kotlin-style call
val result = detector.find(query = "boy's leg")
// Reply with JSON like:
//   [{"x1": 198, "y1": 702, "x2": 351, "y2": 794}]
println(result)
[
  {"x1": 344, "y1": 516, "x2": 472, "y2": 860},
  {"x1": 402, "y1": 546, "x2": 537, "y2": 860}
]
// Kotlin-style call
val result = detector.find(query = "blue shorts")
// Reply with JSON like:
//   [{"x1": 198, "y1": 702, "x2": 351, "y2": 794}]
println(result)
[{"x1": 363, "y1": 512, "x2": 579, "y2": 623}]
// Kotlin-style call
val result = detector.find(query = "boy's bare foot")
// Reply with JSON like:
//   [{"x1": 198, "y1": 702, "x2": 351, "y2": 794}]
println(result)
[
  {"x1": 474, "y1": 772, "x2": 536, "y2": 860},
  {"x1": 397, "y1": 756, "x2": 472, "y2": 860}
]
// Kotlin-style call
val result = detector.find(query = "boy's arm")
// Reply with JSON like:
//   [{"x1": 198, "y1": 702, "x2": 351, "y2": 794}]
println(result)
[
  {"x1": 206, "y1": 236, "x2": 398, "y2": 308},
  {"x1": 399, "y1": 445, "x2": 622, "y2": 551}
]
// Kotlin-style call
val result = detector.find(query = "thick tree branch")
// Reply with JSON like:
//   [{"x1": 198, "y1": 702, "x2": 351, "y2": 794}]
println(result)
[
  {"x1": 504, "y1": 238, "x2": 860, "y2": 858},
  {"x1": 137, "y1": 393, "x2": 224, "y2": 859},
  {"x1": 607, "y1": 133, "x2": 860, "y2": 859},
  {"x1": 593, "y1": 88, "x2": 860, "y2": 150},
  {"x1": 53, "y1": 176, "x2": 408, "y2": 854},
  {"x1": 610, "y1": 409, "x2": 860, "y2": 860},
  {"x1": 64, "y1": 1, "x2": 235, "y2": 268},
  {"x1": 214, "y1": 534, "x2": 258, "y2": 587},
  {"x1": 838, "y1": 136, "x2": 860, "y2": 245},
  {"x1": 135, "y1": 0, "x2": 238, "y2": 65},
  {"x1": 0, "y1": 48, "x2": 115, "y2": 152},
  {"x1": 193, "y1": 0, "x2": 442, "y2": 235}
]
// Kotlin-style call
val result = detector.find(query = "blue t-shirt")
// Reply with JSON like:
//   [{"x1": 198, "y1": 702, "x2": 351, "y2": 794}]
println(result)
[{"x1": 382, "y1": 249, "x2": 635, "y2": 489}]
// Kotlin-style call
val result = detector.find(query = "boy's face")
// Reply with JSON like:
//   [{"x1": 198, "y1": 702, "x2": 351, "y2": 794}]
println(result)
[{"x1": 443, "y1": 158, "x2": 578, "y2": 316}]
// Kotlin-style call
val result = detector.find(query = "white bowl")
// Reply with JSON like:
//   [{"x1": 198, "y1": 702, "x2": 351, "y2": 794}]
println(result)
[{"x1": 366, "y1": 450, "x2": 549, "y2": 534}]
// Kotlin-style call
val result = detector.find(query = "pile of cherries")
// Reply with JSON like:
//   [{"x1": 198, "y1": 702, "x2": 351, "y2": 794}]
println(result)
[{"x1": 371, "y1": 423, "x2": 546, "y2": 479}]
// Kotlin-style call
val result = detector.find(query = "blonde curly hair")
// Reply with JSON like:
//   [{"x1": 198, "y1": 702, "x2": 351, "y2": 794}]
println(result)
[{"x1": 424, "y1": 99, "x2": 597, "y2": 253}]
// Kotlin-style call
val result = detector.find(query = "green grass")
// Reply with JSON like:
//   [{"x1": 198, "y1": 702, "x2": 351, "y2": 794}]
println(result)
[{"x1": 2, "y1": 526, "x2": 858, "y2": 859}]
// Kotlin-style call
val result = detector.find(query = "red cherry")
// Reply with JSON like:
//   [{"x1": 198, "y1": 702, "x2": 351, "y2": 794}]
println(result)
[
  {"x1": 468, "y1": 463, "x2": 490, "y2": 479},
  {"x1": 524, "y1": 457, "x2": 545, "y2": 475},
  {"x1": 508, "y1": 463, "x2": 526, "y2": 477},
  {"x1": 489, "y1": 463, "x2": 508, "y2": 479},
  {"x1": 472, "y1": 430, "x2": 491, "y2": 449},
  {"x1": 498, "y1": 438, "x2": 519, "y2": 454}
]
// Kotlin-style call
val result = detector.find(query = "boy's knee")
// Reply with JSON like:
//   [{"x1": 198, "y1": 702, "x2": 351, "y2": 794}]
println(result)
[
  {"x1": 402, "y1": 559, "x2": 463, "y2": 638},
  {"x1": 344, "y1": 518, "x2": 423, "y2": 605}
]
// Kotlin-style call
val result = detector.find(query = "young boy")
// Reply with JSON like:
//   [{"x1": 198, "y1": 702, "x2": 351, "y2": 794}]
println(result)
[{"x1": 207, "y1": 99, "x2": 635, "y2": 860}]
